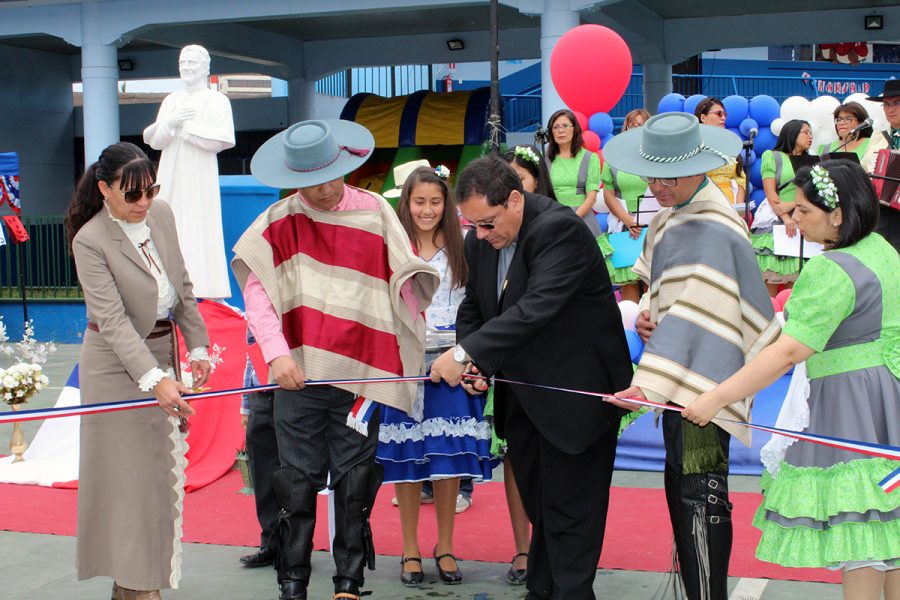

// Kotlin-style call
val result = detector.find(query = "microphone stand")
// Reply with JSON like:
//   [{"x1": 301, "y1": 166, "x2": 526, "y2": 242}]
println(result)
[{"x1": 742, "y1": 135, "x2": 755, "y2": 228}]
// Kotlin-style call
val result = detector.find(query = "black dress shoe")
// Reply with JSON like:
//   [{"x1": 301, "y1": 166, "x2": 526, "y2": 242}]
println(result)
[
  {"x1": 433, "y1": 547, "x2": 462, "y2": 585},
  {"x1": 239, "y1": 546, "x2": 275, "y2": 568},
  {"x1": 400, "y1": 556, "x2": 424, "y2": 587},
  {"x1": 506, "y1": 552, "x2": 528, "y2": 585}
]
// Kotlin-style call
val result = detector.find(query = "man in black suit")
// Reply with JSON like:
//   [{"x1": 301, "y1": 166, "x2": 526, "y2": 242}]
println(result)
[{"x1": 431, "y1": 155, "x2": 633, "y2": 599}]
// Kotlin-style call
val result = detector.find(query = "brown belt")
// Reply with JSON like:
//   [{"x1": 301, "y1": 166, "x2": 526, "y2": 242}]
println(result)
[{"x1": 87, "y1": 319, "x2": 173, "y2": 339}]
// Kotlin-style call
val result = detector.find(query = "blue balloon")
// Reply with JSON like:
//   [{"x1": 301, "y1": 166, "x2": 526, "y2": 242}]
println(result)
[
  {"x1": 749, "y1": 95, "x2": 781, "y2": 127},
  {"x1": 727, "y1": 126, "x2": 743, "y2": 141},
  {"x1": 749, "y1": 157, "x2": 763, "y2": 188},
  {"x1": 601, "y1": 133, "x2": 614, "y2": 148},
  {"x1": 743, "y1": 149, "x2": 757, "y2": 167},
  {"x1": 595, "y1": 212, "x2": 608, "y2": 233},
  {"x1": 658, "y1": 93, "x2": 685, "y2": 114},
  {"x1": 624, "y1": 329, "x2": 644, "y2": 364},
  {"x1": 754, "y1": 128, "x2": 778, "y2": 154},
  {"x1": 683, "y1": 94, "x2": 707, "y2": 117},
  {"x1": 722, "y1": 95, "x2": 749, "y2": 128},
  {"x1": 588, "y1": 112, "x2": 614, "y2": 138},
  {"x1": 739, "y1": 117, "x2": 759, "y2": 138},
  {"x1": 749, "y1": 188, "x2": 767, "y2": 214}
]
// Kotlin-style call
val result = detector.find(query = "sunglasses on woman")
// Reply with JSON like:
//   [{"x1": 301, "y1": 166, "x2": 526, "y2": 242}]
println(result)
[{"x1": 110, "y1": 183, "x2": 161, "y2": 203}]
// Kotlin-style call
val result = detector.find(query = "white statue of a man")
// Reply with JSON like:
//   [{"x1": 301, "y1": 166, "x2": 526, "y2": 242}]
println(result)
[{"x1": 143, "y1": 44, "x2": 235, "y2": 299}]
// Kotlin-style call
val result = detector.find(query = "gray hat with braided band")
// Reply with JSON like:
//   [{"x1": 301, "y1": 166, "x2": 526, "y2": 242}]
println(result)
[
  {"x1": 602, "y1": 112, "x2": 742, "y2": 178},
  {"x1": 251, "y1": 119, "x2": 374, "y2": 189}
]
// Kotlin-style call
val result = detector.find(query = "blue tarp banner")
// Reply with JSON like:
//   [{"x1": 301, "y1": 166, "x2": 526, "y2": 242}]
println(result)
[{"x1": 0, "y1": 152, "x2": 19, "y2": 176}]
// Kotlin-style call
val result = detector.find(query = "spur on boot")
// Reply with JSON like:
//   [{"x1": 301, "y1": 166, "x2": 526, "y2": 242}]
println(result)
[
  {"x1": 433, "y1": 547, "x2": 462, "y2": 584},
  {"x1": 400, "y1": 556, "x2": 424, "y2": 586}
]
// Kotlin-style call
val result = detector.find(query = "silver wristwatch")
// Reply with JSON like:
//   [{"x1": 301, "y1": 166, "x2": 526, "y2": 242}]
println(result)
[{"x1": 452, "y1": 344, "x2": 468, "y2": 365}]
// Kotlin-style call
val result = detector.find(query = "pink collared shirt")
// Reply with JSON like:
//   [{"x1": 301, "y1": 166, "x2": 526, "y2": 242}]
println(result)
[{"x1": 244, "y1": 185, "x2": 419, "y2": 363}]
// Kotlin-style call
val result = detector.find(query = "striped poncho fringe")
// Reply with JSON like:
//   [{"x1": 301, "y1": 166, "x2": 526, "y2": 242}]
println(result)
[
  {"x1": 632, "y1": 180, "x2": 780, "y2": 446},
  {"x1": 231, "y1": 189, "x2": 439, "y2": 417}
]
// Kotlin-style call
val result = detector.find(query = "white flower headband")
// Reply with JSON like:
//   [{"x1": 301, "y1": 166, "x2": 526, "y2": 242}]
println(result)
[
  {"x1": 810, "y1": 164, "x2": 840, "y2": 210},
  {"x1": 514, "y1": 145, "x2": 540, "y2": 165},
  {"x1": 434, "y1": 164, "x2": 450, "y2": 180}
]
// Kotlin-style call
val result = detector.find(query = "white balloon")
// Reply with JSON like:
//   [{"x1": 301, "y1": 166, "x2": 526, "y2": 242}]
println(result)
[
  {"x1": 810, "y1": 95, "x2": 841, "y2": 125},
  {"x1": 844, "y1": 92, "x2": 870, "y2": 106},
  {"x1": 780, "y1": 96, "x2": 812, "y2": 121},
  {"x1": 863, "y1": 99, "x2": 888, "y2": 132},
  {"x1": 770, "y1": 117, "x2": 786, "y2": 137},
  {"x1": 617, "y1": 300, "x2": 640, "y2": 332}
]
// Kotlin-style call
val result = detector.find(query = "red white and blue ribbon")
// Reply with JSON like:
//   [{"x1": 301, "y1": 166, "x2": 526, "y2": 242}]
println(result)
[{"x1": 3, "y1": 373, "x2": 898, "y2": 491}]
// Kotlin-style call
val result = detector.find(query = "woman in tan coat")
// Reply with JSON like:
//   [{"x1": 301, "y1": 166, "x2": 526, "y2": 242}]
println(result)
[{"x1": 65, "y1": 142, "x2": 211, "y2": 600}]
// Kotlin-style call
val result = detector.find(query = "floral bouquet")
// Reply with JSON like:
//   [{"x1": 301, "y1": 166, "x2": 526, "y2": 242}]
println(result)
[{"x1": 0, "y1": 363, "x2": 48, "y2": 406}]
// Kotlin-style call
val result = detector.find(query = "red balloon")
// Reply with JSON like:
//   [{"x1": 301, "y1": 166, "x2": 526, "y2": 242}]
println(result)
[
  {"x1": 550, "y1": 25, "x2": 633, "y2": 115},
  {"x1": 770, "y1": 297, "x2": 781, "y2": 313},
  {"x1": 582, "y1": 130, "x2": 601, "y2": 153},
  {"x1": 775, "y1": 288, "x2": 792, "y2": 311},
  {"x1": 573, "y1": 111, "x2": 588, "y2": 132}
]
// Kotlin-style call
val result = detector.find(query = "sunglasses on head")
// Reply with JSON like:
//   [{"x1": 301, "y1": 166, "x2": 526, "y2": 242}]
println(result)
[{"x1": 110, "y1": 183, "x2": 161, "y2": 203}]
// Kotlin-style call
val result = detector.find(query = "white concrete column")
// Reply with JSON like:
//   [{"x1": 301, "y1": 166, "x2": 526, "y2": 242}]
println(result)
[
  {"x1": 80, "y1": 1, "x2": 120, "y2": 165},
  {"x1": 642, "y1": 62, "x2": 673, "y2": 115},
  {"x1": 287, "y1": 78, "x2": 317, "y2": 124},
  {"x1": 540, "y1": 0, "x2": 579, "y2": 128}
]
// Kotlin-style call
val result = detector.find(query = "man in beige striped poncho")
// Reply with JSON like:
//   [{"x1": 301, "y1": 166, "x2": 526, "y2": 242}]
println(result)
[{"x1": 604, "y1": 113, "x2": 779, "y2": 600}]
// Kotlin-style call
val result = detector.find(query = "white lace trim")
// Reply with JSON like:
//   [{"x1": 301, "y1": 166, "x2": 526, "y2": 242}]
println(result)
[
  {"x1": 188, "y1": 346, "x2": 210, "y2": 362},
  {"x1": 751, "y1": 198, "x2": 779, "y2": 231},
  {"x1": 167, "y1": 414, "x2": 188, "y2": 589},
  {"x1": 378, "y1": 417, "x2": 492, "y2": 444},
  {"x1": 138, "y1": 367, "x2": 167, "y2": 392},
  {"x1": 760, "y1": 360, "x2": 810, "y2": 477}
]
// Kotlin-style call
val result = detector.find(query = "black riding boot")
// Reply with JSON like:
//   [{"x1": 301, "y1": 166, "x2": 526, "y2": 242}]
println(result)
[
  {"x1": 272, "y1": 468, "x2": 318, "y2": 600},
  {"x1": 667, "y1": 471, "x2": 733, "y2": 600},
  {"x1": 331, "y1": 462, "x2": 384, "y2": 595}
]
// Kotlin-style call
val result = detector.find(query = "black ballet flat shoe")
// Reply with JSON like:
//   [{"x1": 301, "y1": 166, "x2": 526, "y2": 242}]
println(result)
[
  {"x1": 433, "y1": 547, "x2": 462, "y2": 585},
  {"x1": 400, "y1": 556, "x2": 424, "y2": 587},
  {"x1": 506, "y1": 552, "x2": 528, "y2": 585},
  {"x1": 239, "y1": 545, "x2": 275, "y2": 568}
]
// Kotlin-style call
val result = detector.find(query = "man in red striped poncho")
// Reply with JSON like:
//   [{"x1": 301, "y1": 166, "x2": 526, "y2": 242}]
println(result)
[{"x1": 232, "y1": 119, "x2": 439, "y2": 600}]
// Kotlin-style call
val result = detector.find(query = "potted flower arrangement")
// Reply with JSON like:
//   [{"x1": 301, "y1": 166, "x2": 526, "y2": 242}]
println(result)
[{"x1": 0, "y1": 318, "x2": 55, "y2": 462}]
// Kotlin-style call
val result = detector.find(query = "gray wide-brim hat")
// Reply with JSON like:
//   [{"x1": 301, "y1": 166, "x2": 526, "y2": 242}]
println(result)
[
  {"x1": 868, "y1": 79, "x2": 900, "y2": 102},
  {"x1": 251, "y1": 119, "x2": 375, "y2": 189},
  {"x1": 603, "y1": 112, "x2": 743, "y2": 178}
]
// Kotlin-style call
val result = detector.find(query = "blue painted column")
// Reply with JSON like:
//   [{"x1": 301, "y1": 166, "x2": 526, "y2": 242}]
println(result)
[
  {"x1": 540, "y1": 0, "x2": 579, "y2": 128},
  {"x1": 288, "y1": 78, "x2": 317, "y2": 124},
  {"x1": 80, "y1": 2, "x2": 120, "y2": 165},
  {"x1": 643, "y1": 62, "x2": 673, "y2": 116}
]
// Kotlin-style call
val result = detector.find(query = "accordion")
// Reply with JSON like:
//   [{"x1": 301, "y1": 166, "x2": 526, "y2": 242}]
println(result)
[{"x1": 872, "y1": 149, "x2": 900, "y2": 211}]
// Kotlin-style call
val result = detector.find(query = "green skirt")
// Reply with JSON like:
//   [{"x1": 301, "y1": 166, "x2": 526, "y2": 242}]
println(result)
[
  {"x1": 751, "y1": 233, "x2": 801, "y2": 282},
  {"x1": 598, "y1": 234, "x2": 640, "y2": 285},
  {"x1": 754, "y1": 459, "x2": 900, "y2": 568}
]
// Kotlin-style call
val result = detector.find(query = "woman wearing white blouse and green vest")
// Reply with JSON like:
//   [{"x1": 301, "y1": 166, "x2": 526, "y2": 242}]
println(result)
[
  {"x1": 546, "y1": 109, "x2": 602, "y2": 238},
  {"x1": 751, "y1": 119, "x2": 811, "y2": 296}
]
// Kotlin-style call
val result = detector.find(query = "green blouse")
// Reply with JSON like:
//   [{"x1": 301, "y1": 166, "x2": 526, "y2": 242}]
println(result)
[
  {"x1": 817, "y1": 138, "x2": 871, "y2": 162},
  {"x1": 550, "y1": 147, "x2": 601, "y2": 209},
  {"x1": 600, "y1": 162, "x2": 648, "y2": 213},
  {"x1": 782, "y1": 233, "x2": 900, "y2": 379},
  {"x1": 760, "y1": 150, "x2": 799, "y2": 204}
]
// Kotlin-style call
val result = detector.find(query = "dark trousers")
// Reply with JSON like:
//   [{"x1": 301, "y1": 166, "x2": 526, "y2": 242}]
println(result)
[
  {"x1": 246, "y1": 390, "x2": 280, "y2": 549},
  {"x1": 504, "y1": 390, "x2": 617, "y2": 600},
  {"x1": 274, "y1": 385, "x2": 381, "y2": 586},
  {"x1": 662, "y1": 410, "x2": 733, "y2": 600}
]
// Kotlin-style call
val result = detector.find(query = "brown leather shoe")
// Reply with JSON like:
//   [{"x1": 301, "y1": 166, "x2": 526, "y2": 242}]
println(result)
[{"x1": 111, "y1": 585, "x2": 161, "y2": 600}]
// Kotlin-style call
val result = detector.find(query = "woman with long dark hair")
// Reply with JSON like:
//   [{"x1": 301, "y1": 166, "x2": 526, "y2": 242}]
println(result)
[
  {"x1": 546, "y1": 109, "x2": 602, "y2": 235},
  {"x1": 377, "y1": 163, "x2": 492, "y2": 587},
  {"x1": 751, "y1": 119, "x2": 813, "y2": 295},
  {"x1": 67, "y1": 142, "x2": 210, "y2": 600},
  {"x1": 684, "y1": 160, "x2": 899, "y2": 600}
]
